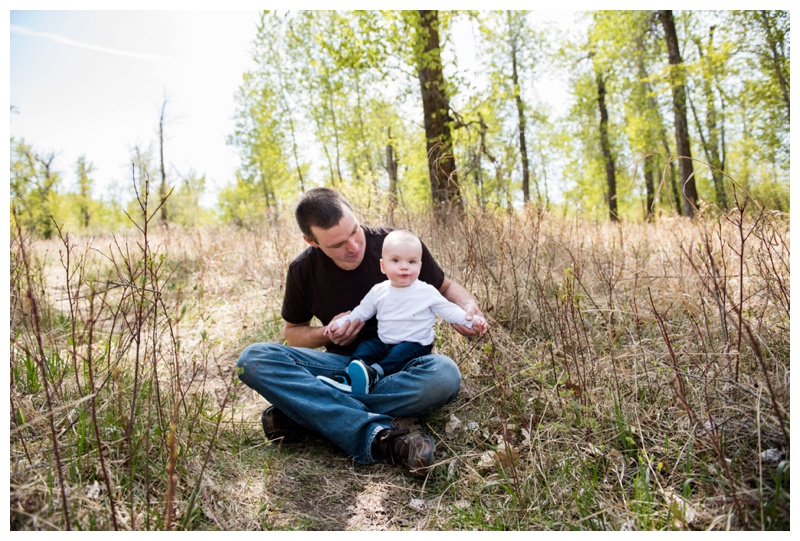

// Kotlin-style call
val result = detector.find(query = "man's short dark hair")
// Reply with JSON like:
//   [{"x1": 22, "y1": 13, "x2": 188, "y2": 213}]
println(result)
[{"x1": 295, "y1": 188, "x2": 354, "y2": 242}]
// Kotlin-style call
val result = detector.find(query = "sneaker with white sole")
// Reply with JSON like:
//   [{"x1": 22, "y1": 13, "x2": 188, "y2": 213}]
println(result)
[
  {"x1": 316, "y1": 371, "x2": 353, "y2": 393},
  {"x1": 348, "y1": 359, "x2": 379, "y2": 394}
]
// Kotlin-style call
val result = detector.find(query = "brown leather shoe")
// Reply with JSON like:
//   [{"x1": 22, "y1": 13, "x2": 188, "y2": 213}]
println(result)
[
  {"x1": 261, "y1": 406, "x2": 304, "y2": 443},
  {"x1": 373, "y1": 419, "x2": 436, "y2": 478}
]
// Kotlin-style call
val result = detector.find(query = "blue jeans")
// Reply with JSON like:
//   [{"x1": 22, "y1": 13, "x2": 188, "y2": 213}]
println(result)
[
  {"x1": 236, "y1": 342, "x2": 461, "y2": 464},
  {"x1": 351, "y1": 338, "x2": 433, "y2": 378}
]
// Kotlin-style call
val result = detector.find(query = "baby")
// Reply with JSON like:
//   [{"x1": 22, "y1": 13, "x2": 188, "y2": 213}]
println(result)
[{"x1": 318, "y1": 229, "x2": 488, "y2": 394}]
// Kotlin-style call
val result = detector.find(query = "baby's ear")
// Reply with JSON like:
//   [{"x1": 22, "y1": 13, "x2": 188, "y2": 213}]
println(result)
[{"x1": 379, "y1": 258, "x2": 387, "y2": 275}]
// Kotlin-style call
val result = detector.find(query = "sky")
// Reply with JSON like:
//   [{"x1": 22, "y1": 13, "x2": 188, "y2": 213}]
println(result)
[{"x1": 9, "y1": 7, "x2": 263, "y2": 206}]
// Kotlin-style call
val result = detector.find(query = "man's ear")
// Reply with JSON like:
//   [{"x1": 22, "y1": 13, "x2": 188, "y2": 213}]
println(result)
[
  {"x1": 303, "y1": 235, "x2": 319, "y2": 248},
  {"x1": 379, "y1": 258, "x2": 387, "y2": 275}
]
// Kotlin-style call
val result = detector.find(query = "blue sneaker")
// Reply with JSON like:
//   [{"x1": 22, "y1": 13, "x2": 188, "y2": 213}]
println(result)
[
  {"x1": 348, "y1": 360, "x2": 379, "y2": 394},
  {"x1": 316, "y1": 371, "x2": 352, "y2": 393}
]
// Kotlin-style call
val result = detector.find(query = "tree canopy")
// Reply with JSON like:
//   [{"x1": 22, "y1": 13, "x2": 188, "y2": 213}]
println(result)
[{"x1": 11, "y1": 10, "x2": 789, "y2": 236}]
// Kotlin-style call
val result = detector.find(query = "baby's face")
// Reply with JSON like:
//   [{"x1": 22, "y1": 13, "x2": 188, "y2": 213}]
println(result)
[{"x1": 380, "y1": 241, "x2": 422, "y2": 288}]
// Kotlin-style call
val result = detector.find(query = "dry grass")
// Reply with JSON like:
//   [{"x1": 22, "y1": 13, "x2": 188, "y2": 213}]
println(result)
[{"x1": 9, "y1": 200, "x2": 789, "y2": 530}]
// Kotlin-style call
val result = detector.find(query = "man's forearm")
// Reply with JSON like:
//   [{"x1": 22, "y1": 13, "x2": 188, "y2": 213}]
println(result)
[
  {"x1": 439, "y1": 278, "x2": 479, "y2": 312},
  {"x1": 439, "y1": 278, "x2": 486, "y2": 338},
  {"x1": 284, "y1": 322, "x2": 330, "y2": 349}
]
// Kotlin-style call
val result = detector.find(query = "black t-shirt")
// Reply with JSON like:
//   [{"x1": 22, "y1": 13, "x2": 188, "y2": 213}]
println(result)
[{"x1": 281, "y1": 226, "x2": 446, "y2": 355}]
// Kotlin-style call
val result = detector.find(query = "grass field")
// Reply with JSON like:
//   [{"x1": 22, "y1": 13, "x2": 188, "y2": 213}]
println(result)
[{"x1": 9, "y1": 199, "x2": 790, "y2": 530}]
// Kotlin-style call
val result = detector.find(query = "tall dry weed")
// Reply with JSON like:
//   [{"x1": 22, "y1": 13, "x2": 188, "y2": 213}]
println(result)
[{"x1": 9, "y1": 196, "x2": 789, "y2": 530}]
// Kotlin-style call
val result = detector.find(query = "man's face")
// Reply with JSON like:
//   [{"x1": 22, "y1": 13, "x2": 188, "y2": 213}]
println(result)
[{"x1": 305, "y1": 205, "x2": 366, "y2": 270}]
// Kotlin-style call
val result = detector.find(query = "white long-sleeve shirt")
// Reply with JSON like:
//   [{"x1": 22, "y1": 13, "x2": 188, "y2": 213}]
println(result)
[{"x1": 334, "y1": 279, "x2": 473, "y2": 346}]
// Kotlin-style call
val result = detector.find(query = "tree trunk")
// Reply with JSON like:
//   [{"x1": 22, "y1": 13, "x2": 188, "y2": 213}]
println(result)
[
  {"x1": 632, "y1": 34, "x2": 657, "y2": 219},
  {"x1": 692, "y1": 28, "x2": 728, "y2": 210},
  {"x1": 659, "y1": 10, "x2": 698, "y2": 218},
  {"x1": 259, "y1": 169, "x2": 275, "y2": 209},
  {"x1": 287, "y1": 106, "x2": 305, "y2": 193},
  {"x1": 76, "y1": 156, "x2": 93, "y2": 228},
  {"x1": 159, "y1": 99, "x2": 168, "y2": 225},
  {"x1": 385, "y1": 127, "x2": 398, "y2": 206},
  {"x1": 415, "y1": 10, "x2": 462, "y2": 216},
  {"x1": 643, "y1": 164, "x2": 656, "y2": 221},
  {"x1": 759, "y1": 11, "x2": 790, "y2": 118},
  {"x1": 36, "y1": 152, "x2": 57, "y2": 239},
  {"x1": 508, "y1": 11, "x2": 530, "y2": 206},
  {"x1": 276, "y1": 69, "x2": 306, "y2": 193},
  {"x1": 324, "y1": 78, "x2": 344, "y2": 185},
  {"x1": 595, "y1": 68, "x2": 618, "y2": 222},
  {"x1": 478, "y1": 112, "x2": 498, "y2": 210}
]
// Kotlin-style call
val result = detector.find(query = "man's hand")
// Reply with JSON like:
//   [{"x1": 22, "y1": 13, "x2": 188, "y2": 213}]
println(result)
[{"x1": 325, "y1": 312, "x2": 364, "y2": 346}]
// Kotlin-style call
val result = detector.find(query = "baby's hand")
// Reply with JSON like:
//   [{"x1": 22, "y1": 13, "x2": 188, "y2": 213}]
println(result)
[
  {"x1": 323, "y1": 321, "x2": 340, "y2": 337},
  {"x1": 471, "y1": 315, "x2": 488, "y2": 335}
]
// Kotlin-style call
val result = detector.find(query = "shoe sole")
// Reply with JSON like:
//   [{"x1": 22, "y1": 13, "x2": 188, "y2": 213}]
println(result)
[
  {"x1": 316, "y1": 374, "x2": 352, "y2": 393},
  {"x1": 348, "y1": 360, "x2": 371, "y2": 394}
]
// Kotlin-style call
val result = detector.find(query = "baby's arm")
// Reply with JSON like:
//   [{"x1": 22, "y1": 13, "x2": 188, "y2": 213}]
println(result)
[
  {"x1": 323, "y1": 309, "x2": 363, "y2": 337},
  {"x1": 323, "y1": 287, "x2": 379, "y2": 337},
  {"x1": 429, "y1": 289, "x2": 489, "y2": 335}
]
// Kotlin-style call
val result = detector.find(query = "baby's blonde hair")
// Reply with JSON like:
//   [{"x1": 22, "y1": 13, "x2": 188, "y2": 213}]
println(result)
[{"x1": 382, "y1": 229, "x2": 422, "y2": 257}]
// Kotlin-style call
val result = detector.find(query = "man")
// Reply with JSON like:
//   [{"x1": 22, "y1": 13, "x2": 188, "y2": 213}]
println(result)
[{"x1": 237, "y1": 188, "x2": 486, "y2": 477}]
